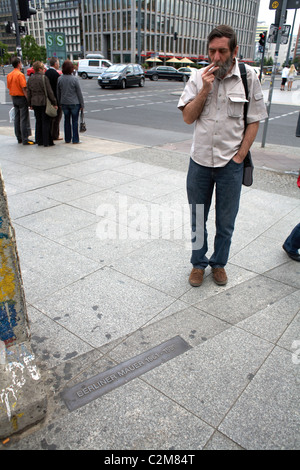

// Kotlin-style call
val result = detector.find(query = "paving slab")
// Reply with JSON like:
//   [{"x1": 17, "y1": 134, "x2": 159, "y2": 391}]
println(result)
[
  {"x1": 264, "y1": 260, "x2": 300, "y2": 289},
  {"x1": 58, "y1": 221, "x2": 153, "y2": 265},
  {"x1": 5, "y1": 379, "x2": 214, "y2": 450},
  {"x1": 5, "y1": 190, "x2": 59, "y2": 220},
  {"x1": 237, "y1": 291, "x2": 300, "y2": 344},
  {"x1": 27, "y1": 305, "x2": 96, "y2": 370},
  {"x1": 140, "y1": 327, "x2": 274, "y2": 428},
  {"x1": 0, "y1": 128, "x2": 299, "y2": 450},
  {"x1": 219, "y1": 346, "x2": 300, "y2": 450},
  {"x1": 12, "y1": 225, "x2": 101, "y2": 303},
  {"x1": 15, "y1": 204, "x2": 98, "y2": 241},
  {"x1": 46, "y1": 155, "x2": 135, "y2": 179},
  {"x1": 31, "y1": 266, "x2": 182, "y2": 348},
  {"x1": 101, "y1": 304, "x2": 231, "y2": 359},
  {"x1": 111, "y1": 238, "x2": 192, "y2": 297},
  {"x1": 193, "y1": 275, "x2": 296, "y2": 324}
]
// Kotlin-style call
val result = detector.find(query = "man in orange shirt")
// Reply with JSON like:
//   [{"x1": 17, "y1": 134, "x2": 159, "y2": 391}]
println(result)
[{"x1": 7, "y1": 57, "x2": 34, "y2": 145}]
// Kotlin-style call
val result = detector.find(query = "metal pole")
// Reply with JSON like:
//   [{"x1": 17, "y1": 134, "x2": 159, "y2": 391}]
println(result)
[
  {"x1": 10, "y1": 0, "x2": 22, "y2": 61},
  {"x1": 137, "y1": 0, "x2": 141, "y2": 64},
  {"x1": 285, "y1": 9, "x2": 297, "y2": 65},
  {"x1": 261, "y1": 0, "x2": 288, "y2": 148}
]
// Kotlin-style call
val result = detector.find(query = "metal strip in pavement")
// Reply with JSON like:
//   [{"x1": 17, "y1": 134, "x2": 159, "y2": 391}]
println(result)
[{"x1": 62, "y1": 336, "x2": 191, "y2": 412}]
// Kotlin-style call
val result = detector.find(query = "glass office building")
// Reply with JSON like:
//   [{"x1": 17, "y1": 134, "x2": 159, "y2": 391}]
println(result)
[
  {"x1": 26, "y1": 0, "x2": 47, "y2": 48},
  {"x1": 81, "y1": 0, "x2": 260, "y2": 63},
  {"x1": 44, "y1": 0, "x2": 82, "y2": 60}
]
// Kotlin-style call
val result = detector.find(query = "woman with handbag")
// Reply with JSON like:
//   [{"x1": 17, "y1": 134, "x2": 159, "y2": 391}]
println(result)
[
  {"x1": 57, "y1": 60, "x2": 84, "y2": 144},
  {"x1": 27, "y1": 61, "x2": 58, "y2": 147}
]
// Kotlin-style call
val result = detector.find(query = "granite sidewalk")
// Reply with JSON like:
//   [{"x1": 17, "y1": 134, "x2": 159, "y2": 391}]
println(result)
[{"x1": 0, "y1": 126, "x2": 299, "y2": 451}]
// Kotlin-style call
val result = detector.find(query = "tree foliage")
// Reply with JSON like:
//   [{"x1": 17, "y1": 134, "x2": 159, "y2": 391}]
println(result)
[
  {"x1": 0, "y1": 41, "x2": 9, "y2": 65},
  {"x1": 21, "y1": 35, "x2": 46, "y2": 64}
]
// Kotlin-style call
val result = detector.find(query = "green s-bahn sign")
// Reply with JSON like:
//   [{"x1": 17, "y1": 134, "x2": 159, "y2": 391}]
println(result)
[{"x1": 46, "y1": 32, "x2": 67, "y2": 61}]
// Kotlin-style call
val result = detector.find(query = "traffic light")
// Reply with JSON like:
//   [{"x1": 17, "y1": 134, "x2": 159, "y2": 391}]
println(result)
[
  {"x1": 5, "y1": 21, "x2": 13, "y2": 34},
  {"x1": 259, "y1": 32, "x2": 266, "y2": 47},
  {"x1": 18, "y1": 0, "x2": 36, "y2": 21},
  {"x1": 174, "y1": 32, "x2": 178, "y2": 40}
]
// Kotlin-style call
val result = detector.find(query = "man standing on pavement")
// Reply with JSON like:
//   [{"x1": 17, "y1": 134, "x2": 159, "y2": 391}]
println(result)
[
  {"x1": 7, "y1": 57, "x2": 34, "y2": 145},
  {"x1": 178, "y1": 25, "x2": 267, "y2": 287},
  {"x1": 45, "y1": 57, "x2": 62, "y2": 140},
  {"x1": 280, "y1": 65, "x2": 289, "y2": 91}
]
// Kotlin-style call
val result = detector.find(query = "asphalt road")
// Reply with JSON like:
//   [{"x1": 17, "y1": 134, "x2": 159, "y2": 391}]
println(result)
[
  {"x1": 81, "y1": 76, "x2": 300, "y2": 148},
  {"x1": 0, "y1": 74, "x2": 299, "y2": 148}
]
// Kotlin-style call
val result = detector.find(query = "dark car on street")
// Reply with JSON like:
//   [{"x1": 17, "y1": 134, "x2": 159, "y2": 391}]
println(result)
[
  {"x1": 98, "y1": 64, "x2": 145, "y2": 89},
  {"x1": 145, "y1": 66, "x2": 186, "y2": 81}
]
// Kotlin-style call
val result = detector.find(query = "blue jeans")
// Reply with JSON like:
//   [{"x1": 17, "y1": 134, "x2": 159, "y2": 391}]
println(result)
[
  {"x1": 283, "y1": 223, "x2": 300, "y2": 254},
  {"x1": 61, "y1": 104, "x2": 81, "y2": 143},
  {"x1": 187, "y1": 158, "x2": 243, "y2": 269}
]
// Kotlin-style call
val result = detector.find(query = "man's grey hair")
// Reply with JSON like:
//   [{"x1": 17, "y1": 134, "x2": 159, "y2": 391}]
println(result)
[
  {"x1": 208, "y1": 25, "x2": 237, "y2": 53},
  {"x1": 49, "y1": 57, "x2": 59, "y2": 67}
]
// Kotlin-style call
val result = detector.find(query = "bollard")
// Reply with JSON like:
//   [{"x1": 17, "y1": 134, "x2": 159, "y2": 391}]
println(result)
[
  {"x1": 296, "y1": 112, "x2": 300, "y2": 138},
  {"x1": 0, "y1": 169, "x2": 47, "y2": 439}
]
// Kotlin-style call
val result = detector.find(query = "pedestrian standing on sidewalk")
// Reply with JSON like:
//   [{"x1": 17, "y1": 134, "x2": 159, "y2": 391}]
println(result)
[
  {"x1": 280, "y1": 65, "x2": 289, "y2": 90},
  {"x1": 45, "y1": 57, "x2": 63, "y2": 140},
  {"x1": 287, "y1": 64, "x2": 297, "y2": 91},
  {"x1": 178, "y1": 25, "x2": 267, "y2": 287},
  {"x1": 57, "y1": 60, "x2": 84, "y2": 144},
  {"x1": 6, "y1": 57, "x2": 34, "y2": 145},
  {"x1": 27, "y1": 61, "x2": 57, "y2": 147},
  {"x1": 282, "y1": 173, "x2": 300, "y2": 262}
]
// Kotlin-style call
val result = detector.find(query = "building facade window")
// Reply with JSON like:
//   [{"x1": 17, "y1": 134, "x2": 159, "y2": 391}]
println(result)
[
  {"x1": 43, "y1": 0, "x2": 82, "y2": 60},
  {"x1": 79, "y1": 0, "x2": 259, "y2": 63}
]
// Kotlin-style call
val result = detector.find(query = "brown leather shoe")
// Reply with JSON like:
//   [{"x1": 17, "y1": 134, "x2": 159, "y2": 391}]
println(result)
[
  {"x1": 212, "y1": 267, "x2": 228, "y2": 285},
  {"x1": 189, "y1": 268, "x2": 205, "y2": 287}
]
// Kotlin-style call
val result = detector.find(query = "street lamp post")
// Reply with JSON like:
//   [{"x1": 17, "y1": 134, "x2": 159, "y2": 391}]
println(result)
[
  {"x1": 137, "y1": 0, "x2": 141, "y2": 65},
  {"x1": 262, "y1": 0, "x2": 289, "y2": 148}
]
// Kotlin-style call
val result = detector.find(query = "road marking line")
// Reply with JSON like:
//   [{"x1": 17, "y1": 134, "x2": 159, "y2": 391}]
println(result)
[{"x1": 261, "y1": 110, "x2": 298, "y2": 123}]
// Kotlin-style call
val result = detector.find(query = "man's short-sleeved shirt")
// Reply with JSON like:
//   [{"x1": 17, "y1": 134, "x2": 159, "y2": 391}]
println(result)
[
  {"x1": 7, "y1": 68, "x2": 27, "y2": 96},
  {"x1": 177, "y1": 59, "x2": 268, "y2": 167},
  {"x1": 281, "y1": 67, "x2": 289, "y2": 79}
]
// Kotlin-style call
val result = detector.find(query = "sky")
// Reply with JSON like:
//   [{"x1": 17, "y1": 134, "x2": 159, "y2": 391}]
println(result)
[{"x1": 258, "y1": 0, "x2": 300, "y2": 34}]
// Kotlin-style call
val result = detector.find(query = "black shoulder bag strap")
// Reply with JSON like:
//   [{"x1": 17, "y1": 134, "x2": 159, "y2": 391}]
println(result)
[
  {"x1": 239, "y1": 62, "x2": 248, "y2": 129},
  {"x1": 238, "y1": 62, "x2": 248, "y2": 125},
  {"x1": 238, "y1": 62, "x2": 254, "y2": 186}
]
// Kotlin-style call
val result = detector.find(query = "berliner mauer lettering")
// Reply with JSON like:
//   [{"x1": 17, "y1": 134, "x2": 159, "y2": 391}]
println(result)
[{"x1": 62, "y1": 336, "x2": 190, "y2": 411}]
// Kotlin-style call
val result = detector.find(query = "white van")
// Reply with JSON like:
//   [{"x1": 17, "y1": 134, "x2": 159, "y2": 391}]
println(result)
[
  {"x1": 78, "y1": 58, "x2": 112, "y2": 79},
  {"x1": 86, "y1": 54, "x2": 104, "y2": 59}
]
